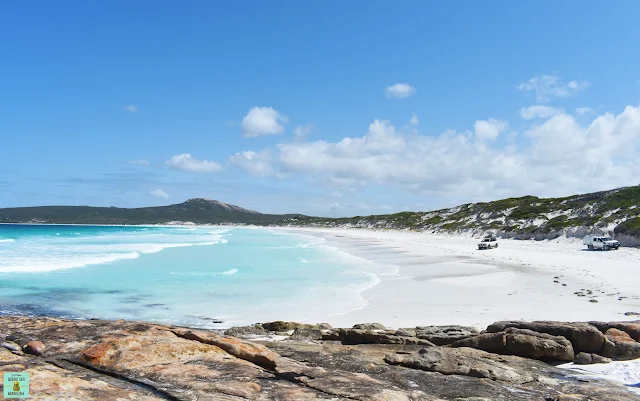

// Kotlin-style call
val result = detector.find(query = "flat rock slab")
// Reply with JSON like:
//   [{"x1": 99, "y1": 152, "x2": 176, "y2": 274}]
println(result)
[
  {"x1": 322, "y1": 328, "x2": 436, "y2": 346},
  {"x1": 385, "y1": 346, "x2": 537, "y2": 383},
  {"x1": 412, "y1": 325, "x2": 480, "y2": 346},
  {"x1": 261, "y1": 321, "x2": 331, "y2": 331}
]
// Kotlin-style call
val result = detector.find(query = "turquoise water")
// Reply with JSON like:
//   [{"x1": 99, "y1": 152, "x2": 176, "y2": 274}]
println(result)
[{"x1": 0, "y1": 224, "x2": 377, "y2": 328}]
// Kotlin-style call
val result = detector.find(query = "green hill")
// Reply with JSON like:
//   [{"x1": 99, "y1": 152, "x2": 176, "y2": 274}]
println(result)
[{"x1": 0, "y1": 198, "x2": 302, "y2": 225}]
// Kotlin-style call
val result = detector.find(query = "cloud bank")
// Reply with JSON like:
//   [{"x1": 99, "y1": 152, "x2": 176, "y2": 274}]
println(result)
[{"x1": 227, "y1": 105, "x2": 640, "y2": 202}]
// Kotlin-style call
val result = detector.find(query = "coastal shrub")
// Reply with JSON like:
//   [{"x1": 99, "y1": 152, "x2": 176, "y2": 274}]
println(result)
[
  {"x1": 422, "y1": 215, "x2": 442, "y2": 225},
  {"x1": 599, "y1": 186, "x2": 640, "y2": 211},
  {"x1": 615, "y1": 217, "x2": 640, "y2": 238},
  {"x1": 509, "y1": 203, "x2": 552, "y2": 220},
  {"x1": 476, "y1": 196, "x2": 536, "y2": 213}
]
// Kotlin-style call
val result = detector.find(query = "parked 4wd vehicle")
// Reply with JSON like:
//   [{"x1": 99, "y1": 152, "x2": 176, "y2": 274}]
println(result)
[
  {"x1": 583, "y1": 235, "x2": 620, "y2": 250},
  {"x1": 478, "y1": 235, "x2": 498, "y2": 250}
]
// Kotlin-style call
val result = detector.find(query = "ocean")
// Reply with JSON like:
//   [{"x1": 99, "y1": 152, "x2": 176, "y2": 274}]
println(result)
[{"x1": 0, "y1": 224, "x2": 379, "y2": 328}]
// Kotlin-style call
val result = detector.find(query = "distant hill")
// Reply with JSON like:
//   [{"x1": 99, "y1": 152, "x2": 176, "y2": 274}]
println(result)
[
  {"x1": 0, "y1": 198, "x2": 304, "y2": 225},
  {"x1": 276, "y1": 186, "x2": 640, "y2": 246},
  {"x1": 2, "y1": 186, "x2": 639, "y2": 245}
]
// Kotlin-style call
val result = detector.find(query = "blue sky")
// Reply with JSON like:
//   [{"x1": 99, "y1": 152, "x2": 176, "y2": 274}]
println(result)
[{"x1": 1, "y1": 1, "x2": 640, "y2": 216}]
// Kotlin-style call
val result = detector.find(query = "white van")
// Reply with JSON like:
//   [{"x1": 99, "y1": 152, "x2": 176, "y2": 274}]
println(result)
[{"x1": 583, "y1": 235, "x2": 620, "y2": 250}]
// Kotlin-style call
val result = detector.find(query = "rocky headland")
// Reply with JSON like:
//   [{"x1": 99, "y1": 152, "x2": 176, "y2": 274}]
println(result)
[{"x1": 2, "y1": 316, "x2": 640, "y2": 400}]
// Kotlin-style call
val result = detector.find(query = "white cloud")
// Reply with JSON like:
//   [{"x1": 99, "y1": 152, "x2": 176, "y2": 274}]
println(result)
[
  {"x1": 576, "y1": 107, "x2": 595, "y2": 116},
  {"x1": 384, "y1": 83, "x2": 416, "y2": 99},
  {"x1": 241, "y1": 106, "x2": 288, "y2": 137},
  {"x1": 277, "y1": 120, "x2": 407, "y2": 185},
  {"x1": 474, "y1": 119, "x2": 508, "y2": 141},
  {"x1": 150, "y1": 189, "x2": 169, "y2": 199},
  {"x1": 567, "y1": 81, "x2": 584, "y2": 90},
  {"x1": 128, "y1": 159, "x2": 149, "y2": 165},
  {"x1": 517, "y1": 74, "x2": 590, "y2": 102},
  {"x1": 410, "y1": 113, "x2": 419, "y2": 125},
  {"x1": 525, "y1": 108, "x2": 640, "y2": 166},
  {"x1": 235, "y1": 105, "x2": 640, "y2": 202},
  {"x1": 519, "y1": 105, "x2": 564, "y2": 120},
  {"x1": 124, "y1": 105, "x2": 138, "y2": 112},
  {"x1": 293, "y1": 124, "x2": 314, "y2": 141},
  {"x1": 228, "y1": 150, "x2": 273, "y2": 177},
  {"x1": 166, "y1": 154, "x2": 223, "y2": 173}
]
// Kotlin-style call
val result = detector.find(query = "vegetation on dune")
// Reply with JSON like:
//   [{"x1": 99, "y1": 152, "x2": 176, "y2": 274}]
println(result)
[
  {"x1": 615, "y1": 217, "x2": 640, "y2": 238},
  {"x1": 281, "y1": 185, "x2": 640, "y2": 241}
]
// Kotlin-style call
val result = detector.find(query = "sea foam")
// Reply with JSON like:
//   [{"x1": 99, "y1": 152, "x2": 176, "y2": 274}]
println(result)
[{"x1": 0, "y1": 226, "x2": 226, "y2": 273}]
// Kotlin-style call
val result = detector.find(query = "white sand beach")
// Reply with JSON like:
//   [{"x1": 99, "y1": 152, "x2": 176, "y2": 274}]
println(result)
[{"x1": 277, "y1": 227, "x2": 640, "y2": 329}]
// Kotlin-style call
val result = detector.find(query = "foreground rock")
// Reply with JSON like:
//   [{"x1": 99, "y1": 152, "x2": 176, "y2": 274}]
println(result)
[
  {"x1": 573, "y1": 352, "x2": 612, "y2": 365},
  {"x1": 452, "y1": 328, "x2": 575, "y2": 361},
  {"x1": 487, "y1": 321, "x2": 605, "y2": 354},
  {"x1": 486, "y1": 320, "x2": 640, "y2": 362},
  {"x1": 1, "y1": 316, "x2": 638, "y2": 400},
  {"x1": 261, "y1": 321, "x2": 332, "y2": 332},
  {"x1": 289, "y1": 327, "x2": 325, "y2": 341},
  {"x1": 385, "y1": 346, "x2": 538, "y2": 382},
  {"x1": 322, "y1": 327, "x2": 436, "y2": 346},
  {"x1": 352, "y1": 323, "x2": 386, "y2": 330},
  {"x1": 22, "y1": 340, "x2": 46, "y2": 356},
  {"x1": 590, "y1": 321, "x2": 640, "y2": 341},
  {"x1": 267, "y1": 339, "x2": 635, "y2": 401},
  {"x1": 224, "y1": 323, "x2": 269, "y2": 337},
  {"x1": 412, "y1": 325, "x2": 479, "y2": 345},
  {"x1": 600, "y1": 328, "x2": 640, "y2": 360}
]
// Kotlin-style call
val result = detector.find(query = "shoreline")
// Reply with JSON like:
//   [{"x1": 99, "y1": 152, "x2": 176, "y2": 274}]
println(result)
[
  {"x1": 3, "y1": 223, "x2": 640, "y2": 330},
  {"x1": 271, "y1": 226, "x2": 640, "y2": 329}
]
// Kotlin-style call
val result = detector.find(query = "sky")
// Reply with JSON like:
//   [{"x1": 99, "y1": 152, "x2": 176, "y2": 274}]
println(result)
[{"x1": 1, "y1": 1, "x2": 640, "y2": 217}]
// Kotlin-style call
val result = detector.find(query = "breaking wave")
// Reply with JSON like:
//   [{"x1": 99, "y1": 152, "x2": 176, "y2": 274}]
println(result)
[{"x1": 0, "y1": 226, "x2": 227, "y2": 273}]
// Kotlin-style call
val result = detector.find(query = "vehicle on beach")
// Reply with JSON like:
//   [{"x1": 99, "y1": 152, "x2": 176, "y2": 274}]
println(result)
[
  {"x1": 583, "y1": 235, "x2": 620, "y2": 250},
  {"x1": 478, "y1": 235, "x2": 498, "y2": 250}
]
